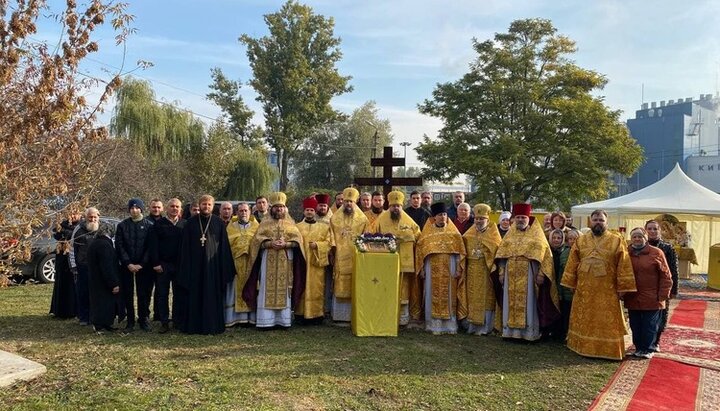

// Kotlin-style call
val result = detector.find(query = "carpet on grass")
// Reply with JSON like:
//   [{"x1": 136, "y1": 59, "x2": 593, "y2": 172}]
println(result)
[
  {"x1": 589, "y1": 299, "x2": 720, "y2": 410},
  {"x1": 589, "y1": 358, "x2": 719, "y2": 411}
]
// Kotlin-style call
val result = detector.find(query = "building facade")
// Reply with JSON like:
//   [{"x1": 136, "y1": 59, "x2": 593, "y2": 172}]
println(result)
[{"x1": 626, "y1": 94, "x2": 720, "y2": 192}]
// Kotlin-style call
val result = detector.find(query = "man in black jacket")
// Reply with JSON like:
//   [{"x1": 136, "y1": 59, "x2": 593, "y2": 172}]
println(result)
[
  {"x1": 645, "y1": 219, "x2": 679, "y2": 352},
  {"x1": 148, "y1": 198, "x2": 186, "y2": 333},
  {"x1": 115, "y1": 198, "x2": 153, "y2": 332}
]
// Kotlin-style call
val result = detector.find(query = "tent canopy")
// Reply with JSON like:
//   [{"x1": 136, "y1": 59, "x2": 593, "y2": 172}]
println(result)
[
  {"x1": 572, "y1": 163, "x2": 720, "y2": 216},
  {"x1": 571, "y1": 163, "x2": 720, "y2": 274}
]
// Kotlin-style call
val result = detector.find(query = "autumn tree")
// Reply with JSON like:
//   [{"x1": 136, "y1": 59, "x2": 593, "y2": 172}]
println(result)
[
  {"x1": 0, "y1": 0, "x2": 133, "y2": 279},
  {"x1": 417, "y1": 19, "x2": 643, "y2": 210},
  {"x1": 240, "y1": 0, "x2": 352, "y2": 190}
]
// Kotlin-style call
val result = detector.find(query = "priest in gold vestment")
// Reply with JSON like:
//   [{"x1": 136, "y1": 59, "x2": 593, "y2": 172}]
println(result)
[
  {"x1": 561, "y1": 209, "x2": 636, "y2": 360},
  {"x1": 296, "y1": 196, "x2": 333, "y2": 323},
  {"x1": 225, "y1": 202, "x2": 259, "y2": 326},
  {"x1": 329, "y1": 187, "x2": 368, "y2": 322},
  {"x1": 415, "y1": 203, "x2": 467, "y2": 334},
  {"x1": 314, "y1": 193, "x2": 333, "y2": 224},
  {"x1": 462, "y1": 203, "x2": 502, "y2": 335},
  {"x1": 243, "y1": 192, "x2": 306, "y2": 328},
  {"x1": 495, "y1": 203, "x2": 559, "y2": 341},
  {"x1": 374, "y1": 191, "x2": 421, "y2": 325}
]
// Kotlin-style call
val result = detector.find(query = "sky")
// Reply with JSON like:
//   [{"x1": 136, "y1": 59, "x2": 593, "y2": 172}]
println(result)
[{"x1": 36, "y1": 0, "x2": 720, "y2": 167}]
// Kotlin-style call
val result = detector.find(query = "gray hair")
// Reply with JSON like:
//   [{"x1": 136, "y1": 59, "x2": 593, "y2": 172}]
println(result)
[
  {"x1": 85, "y1": 207, "x2": 99, "y2": 217},
  {"x1": 457, "y1": 202, "x2": 471, "y2": 211}
]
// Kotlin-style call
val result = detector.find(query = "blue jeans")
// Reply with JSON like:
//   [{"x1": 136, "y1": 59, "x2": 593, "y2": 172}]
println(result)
[{"x1": 629, "y1": 309, "x2": 661, "y2": 352}]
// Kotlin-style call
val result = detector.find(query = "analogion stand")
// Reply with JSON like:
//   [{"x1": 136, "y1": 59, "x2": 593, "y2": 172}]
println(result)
[{"x1": 351, "y1": 250, "x2": 400, "y2": 336}]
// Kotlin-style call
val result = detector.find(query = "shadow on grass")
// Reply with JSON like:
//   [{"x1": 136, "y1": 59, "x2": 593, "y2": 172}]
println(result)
[{"x1": 0, "y1": 313, "x2": 610, "y2": 379}]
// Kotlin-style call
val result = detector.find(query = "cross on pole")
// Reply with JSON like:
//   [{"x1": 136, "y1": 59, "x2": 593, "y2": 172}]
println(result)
[{"x1": 354, "y1": 146, "x2": 423, "y2": 200}]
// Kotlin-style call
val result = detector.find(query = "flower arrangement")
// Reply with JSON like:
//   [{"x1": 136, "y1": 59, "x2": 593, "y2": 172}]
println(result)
[{"x1": 355, "y1": 233, "x2": 397, "y2": 253}]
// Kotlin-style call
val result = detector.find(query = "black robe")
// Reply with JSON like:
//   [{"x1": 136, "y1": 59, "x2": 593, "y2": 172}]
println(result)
[
  {"x1": 50, "y1": 219, "x2": 78, "y2": 318},
  {"x1": 176, "y1": 214, "x2": 235, "y2": 335},
  {"x1": 87, "y1": 235, "x2": 121, "y2": 328}
]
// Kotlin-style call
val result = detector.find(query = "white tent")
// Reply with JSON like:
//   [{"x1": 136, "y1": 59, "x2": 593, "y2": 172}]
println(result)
[{"x1": 571, "y1": 163, "x2": 720, "y2": 273}]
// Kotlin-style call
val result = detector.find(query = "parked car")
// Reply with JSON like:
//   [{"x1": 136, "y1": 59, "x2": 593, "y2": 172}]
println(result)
[{"x1": 13, "y1": 217, "x2": 120, "y2": 283}]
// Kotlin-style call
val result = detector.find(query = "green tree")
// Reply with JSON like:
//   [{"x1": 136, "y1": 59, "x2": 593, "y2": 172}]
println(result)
[
  {"x1": 110, "y1": 78, "x2": 205, "y2": 160},
  {"x1": 417, "y1": 19, "x2": 643, "y2": 211},
  {"x1": 196, "y1": 124, "x2": 276, "y2": 200},
  {"x1": 240, "y1": 0, "x2": 352, "y2": 190},
  {"x1": 207, "y1": 67, "x2": 262, "y2": 148},
  {"x1": 206, "y1": 68, "x2": 276, "y2": 199},
  {"x1": 292, "y1": 101, "x2": 392, "y2": 192}
]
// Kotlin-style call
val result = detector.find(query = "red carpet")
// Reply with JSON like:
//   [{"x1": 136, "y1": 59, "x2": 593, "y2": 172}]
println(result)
[
  {"x1": 626, "y1": 358, "x2": 700, "y2": 411},
  {"x1": 669, "y1": 300, "x2": 707, "y2": 329},
  {"x1": 589, "y1": 299, "x2": 720, "y2": 410}
]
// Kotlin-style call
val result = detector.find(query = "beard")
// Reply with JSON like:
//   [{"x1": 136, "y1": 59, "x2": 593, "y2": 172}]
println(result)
[
  {"x1": 371, "y1": 206, "x2": 383, "y2": 214},
  {"x1": 86, "y1": 221, "x2": 99, "y2": 232},
  {"x1": 390, "y1": 210, "x2": 401, "y2": 221},
  {"x1": 343, "y1": 205, "x2": 354, "y2": 215},
  {"x1": 516, "y1": 222, "x2": 528, "y2": 231},
  {"x1": 270, "y1": 209, "x2": 286, "y2": 220},
  {"x1": 316, "y1": 208, "x2": 327, "y2": 217},
  {"x1": 592, "y1": 224, "x2": 606, "y2": 236},
  {"x1": 476, "y1": 222, "x2": 487, "y2": 231}
]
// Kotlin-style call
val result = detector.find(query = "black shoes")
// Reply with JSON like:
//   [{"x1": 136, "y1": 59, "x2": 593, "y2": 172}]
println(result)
[
  {"x1": 158, "y1": 323, "x2": 170, "y2": 334},
  {"x1": 139, "y1": 321, "x2": 151, "y2": 332}
]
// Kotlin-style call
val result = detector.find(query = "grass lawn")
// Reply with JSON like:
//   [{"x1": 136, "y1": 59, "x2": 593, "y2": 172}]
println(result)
[{"x1": 0, "y1": 285, "x2": 617, "y2": 410}]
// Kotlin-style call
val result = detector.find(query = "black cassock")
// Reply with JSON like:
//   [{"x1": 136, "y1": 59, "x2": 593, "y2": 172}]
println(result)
[
  {"x1": 87, "y1": 235, "x2": 121, "y2": 328},
  {"x1": 176, "y1": 214, "x2": 235, "y2": 335},
  {"x1": 50, "y1": 219, "x2": 78, "y2": 319}
]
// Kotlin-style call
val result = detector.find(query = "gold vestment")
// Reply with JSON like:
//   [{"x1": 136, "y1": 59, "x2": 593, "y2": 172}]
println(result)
[
  {"x1": 374, "y1": 210, "x2": 421, "y2": 319},
  {"x1": 227, "y1": 219, "x2": 259, "y2": 312},
  {"x1": 247, "y1": 218, "x2": 304, "y2": 309},
  {"x1": 415, "y1": 220, "x2": 467, "y2": 320},
  {"x1": 296, "y1": 220, "x2": 333, "y2": 319},
  {"x1": 330, "y1": 206, "x2": 368, "y2": 299},
  {"x1": 463, "y1": 223, "x2": 502, "y2": 325},
  {"x1": 495, "y1": 221, "x2": 558, "y2": 329},
  {"x1": 561, "y1": 230, "x2": 636, "y2": 360}
]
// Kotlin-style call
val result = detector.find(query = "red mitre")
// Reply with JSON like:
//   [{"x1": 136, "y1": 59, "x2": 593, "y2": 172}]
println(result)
[
  {"x1": 303, "y1": 196, "x2": 318, "y2": 210},
  {"x1": 315, "y1": 193, "x2": 331, "y2": 205},
  {"x1": 512, "y1": 203, "x2": 532, "y2": 217}
]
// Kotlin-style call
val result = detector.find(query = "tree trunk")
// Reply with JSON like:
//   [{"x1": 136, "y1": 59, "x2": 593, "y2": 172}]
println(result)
[{"x1": 279, "y1": 151, "x2": 290, "y2": 191}]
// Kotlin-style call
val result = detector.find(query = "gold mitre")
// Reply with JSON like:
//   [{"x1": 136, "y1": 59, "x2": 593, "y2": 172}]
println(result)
[
  {"x1": 342, "y1": 187, "x2": 359, "y2": 203},
  {"x1": 387, "y1": 190, "x2": 404, "y2": 206},
  {"x1": 473, "y1": 203, "x2": 491, "y2": 218},
  {"x1": 268, "y1": 192, "x2": 287, "y2": 206}
]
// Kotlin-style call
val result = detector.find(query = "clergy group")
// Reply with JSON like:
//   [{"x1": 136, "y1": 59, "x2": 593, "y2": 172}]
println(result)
[{"x1": 49, "y1": 188, "x2": 677, "y2": 362}]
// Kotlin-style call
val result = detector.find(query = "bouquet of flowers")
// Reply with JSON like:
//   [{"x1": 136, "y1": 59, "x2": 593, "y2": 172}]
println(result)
[{"x1": 355, "y1": 233, "x2": 397, "y2": 253}]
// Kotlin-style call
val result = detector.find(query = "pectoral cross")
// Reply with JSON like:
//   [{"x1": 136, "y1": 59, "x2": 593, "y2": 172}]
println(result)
[{"x1": 200, "y1": 234, "x2": 206, "y2": 247}]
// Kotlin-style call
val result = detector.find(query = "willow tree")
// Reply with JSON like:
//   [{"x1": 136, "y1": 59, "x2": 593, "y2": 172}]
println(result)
[
  {"x1": 110, "y1": 78, "x2": 205, "y2": 160},
  {"x1": 293, "y1": 101, "x2": 393, "y2": 191},
  {"x1": 206, "y1": 68, "x2": 276, "y2": 199},
  {"x1": 240, "y1": 0, "x2": 352, "y2": 190},
  {"x1": 0, "y1": 0, "x2": 133, "y2": 280},
  {"x1": 417, "y1": 19, "x2": 643, "y2": 210}
]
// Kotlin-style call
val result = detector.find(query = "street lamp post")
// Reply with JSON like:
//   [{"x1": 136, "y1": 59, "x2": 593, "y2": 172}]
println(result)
[{"x1": 400, "y1": 141, "x2": 411, "y2": 177}]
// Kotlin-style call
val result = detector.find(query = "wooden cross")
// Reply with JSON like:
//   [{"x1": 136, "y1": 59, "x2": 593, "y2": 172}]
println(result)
[{"x1": 354, "y1": 146, "x2": 423, "y2": 200}]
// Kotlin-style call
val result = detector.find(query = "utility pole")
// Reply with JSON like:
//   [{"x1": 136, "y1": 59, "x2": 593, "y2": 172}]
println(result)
[{"x1": 400, "y1": 142, "x2": 411, "y2": 177}]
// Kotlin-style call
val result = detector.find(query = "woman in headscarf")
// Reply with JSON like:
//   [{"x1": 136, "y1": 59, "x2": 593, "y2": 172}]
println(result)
[{"x1": 625, "y1": 227, "x2": 672, "y2": 359}]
